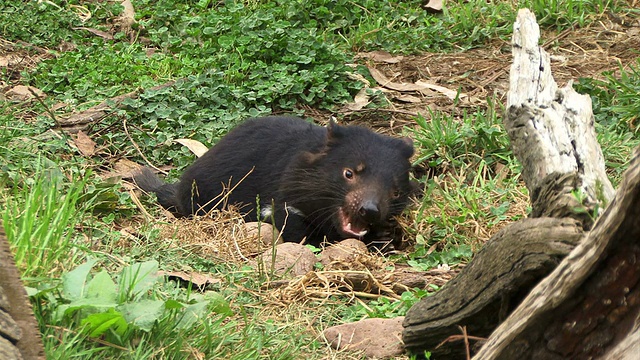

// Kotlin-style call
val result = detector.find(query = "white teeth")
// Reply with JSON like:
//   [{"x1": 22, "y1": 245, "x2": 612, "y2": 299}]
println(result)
[{"x1": 346, "y1": 223, "x2": 368, "y2": 237}]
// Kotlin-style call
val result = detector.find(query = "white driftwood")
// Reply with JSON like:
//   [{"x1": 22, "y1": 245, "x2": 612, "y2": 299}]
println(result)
[
  {"x1": 603, "y1": 325, "x2": 640, "y2": 359},
  {"x1": 402, "y1": 8, "x2": 639, "y2": 359},
  {"x1": 505, "y1": 9, "x2": 614, "y2": 212},
  {"x1": 474, "y1": 9, "x2": 640, "y2": 359}
]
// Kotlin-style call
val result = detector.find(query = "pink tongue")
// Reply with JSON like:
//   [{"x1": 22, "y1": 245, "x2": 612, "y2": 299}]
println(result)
[{"x1": 340, "y1": 209, "x2": 368, "y2": 237}]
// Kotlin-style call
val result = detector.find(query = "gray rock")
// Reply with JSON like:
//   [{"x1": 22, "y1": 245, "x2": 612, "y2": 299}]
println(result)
[{"x1": 323, "y1": 317, "x2": 405, "y2": 359}]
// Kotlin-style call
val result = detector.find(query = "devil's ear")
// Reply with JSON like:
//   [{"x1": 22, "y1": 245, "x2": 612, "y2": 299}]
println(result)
[
  {"x1": 399, "y1": 137, "x2": 414, "y2": 159},
  {"x1": 326, "y1": 117, "x2": 347, "y2": 141}
]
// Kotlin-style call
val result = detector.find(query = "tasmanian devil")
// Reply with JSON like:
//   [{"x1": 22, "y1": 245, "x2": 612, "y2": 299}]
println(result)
[{"x1": 134, "y1": 116, "x2": 414, "y2": 247}]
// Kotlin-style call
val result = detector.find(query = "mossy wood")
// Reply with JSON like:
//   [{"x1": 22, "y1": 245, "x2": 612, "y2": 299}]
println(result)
[
  {"x1": 0, "y1": 225, "x2": 45, "y2": 360},
  {"x1": 403, "y1": 8, "x2": 622, "y2": 358}
]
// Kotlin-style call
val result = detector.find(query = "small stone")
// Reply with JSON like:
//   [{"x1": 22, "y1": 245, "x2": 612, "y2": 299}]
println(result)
[
  {"x1": 323, "y1": 317, "x2": 405, "y2": 358},
  {"x1": 244, "y1": 222, "x2": 281, "y2": 246},
  {"x1": 319, "y1": 238, "x2": 368, "y2": 267},
  {"x1": 256, "y1": 242, "x2": 315, "y2": 277}
]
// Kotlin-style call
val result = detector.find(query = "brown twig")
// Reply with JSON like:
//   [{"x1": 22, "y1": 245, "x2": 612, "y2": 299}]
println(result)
[
  {"x1": 122, "y1": 117, "x2": 166, "y2": 174},
  {"x1": 435, "y1": 326, "x2": 487, "y2": 358},
  {"x1": 27, "y1": 86, "x2": 60, "y2": 127}
]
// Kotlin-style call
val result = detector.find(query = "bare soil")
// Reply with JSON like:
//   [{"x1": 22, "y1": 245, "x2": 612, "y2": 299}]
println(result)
[{"x1": 336, "y1": 15, "x2": 640, "y2": 133}]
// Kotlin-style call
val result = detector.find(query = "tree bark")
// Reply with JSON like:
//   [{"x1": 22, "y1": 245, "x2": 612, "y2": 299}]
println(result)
[
  {"x1": 403, "y1": 218, "x2": 582, "y2": 358},
  {"x1": 0, "y1": 225, "x2": 45, "y2": 360},
  {"x1": 474, "y1": 148, "x2": 640, "y2": 359},
  {"x1": 403, "y1": 8, "x2": 621, "y2": 358}
]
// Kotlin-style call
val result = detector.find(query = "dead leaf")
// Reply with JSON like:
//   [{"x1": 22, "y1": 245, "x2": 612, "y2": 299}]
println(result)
[
  {"x1": 414, "y1": 79, "x2": 462, "y2": 100},
  {"x1": 158, "y1": 270, "x2": 221, "y2": 289},
  {"x1": 394, "y1": 94, "x2": 423, "y2": 103},
  {"x1": 73, "y1": 27, "x2": 114, "y2": 40},
  {"x1": 368, "y1": 67, "x2": 429, "y2": 92},
  {"x1": 423, "y1": 0, "x2": 444, "y2": 13},
  {"x1": 0, "y1": 54, "x2": 22, "y2": 67},
  {"x1": 175, "y1": 138, "x2": 209, "y2": 157},
  {"x1": 69, "y1": 4, "x2": 91, "y2": 22},
  {"x1": 369, "y1": 66, "x2": 481, "y2": 103},
  {"x1": 4, "y1": 85, "x2": 46, "y2": 102},
  {"x1": 114, "y1": 159, "x2": 143, "y2": 177},
  {"x1": 345, "y1": 88, "x2": 371, "y2": 111},
  {"x1": 359, "y1": 51, "x2": 404, "y2": 64},
  {"x1": 73, "y1": 130, "x2": 96, "y2": 157},
  {"x1": 345, "y1": 70, "x2": 371, "y2": 87}
]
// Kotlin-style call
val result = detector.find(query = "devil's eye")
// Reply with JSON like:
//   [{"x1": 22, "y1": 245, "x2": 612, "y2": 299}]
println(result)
[
  {"x1": 392, "y1": 190, "x2": 401, "y2": 199},
  {"x1": 343, "y1": 168, "x2": 354, "y2": 180}
]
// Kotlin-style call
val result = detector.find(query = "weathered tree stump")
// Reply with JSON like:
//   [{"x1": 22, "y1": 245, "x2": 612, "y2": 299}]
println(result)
[
  {"x1": 474, "y1": 150, "x2": 640, "y2": 359},
  {"x1": 403, "y1": 9, "x2": 616, "y2": 358},
  {"x1": 0, "y1": 225, "x2": 45, "y2": 360},
  {"x1": 403, "y1": 218, "x2": 582, "y2": 357}
]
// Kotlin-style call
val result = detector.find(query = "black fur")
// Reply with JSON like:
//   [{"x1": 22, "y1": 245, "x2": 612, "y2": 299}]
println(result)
[{"x1": 135, "y1": 116, "x2": 414, "y2": 246}]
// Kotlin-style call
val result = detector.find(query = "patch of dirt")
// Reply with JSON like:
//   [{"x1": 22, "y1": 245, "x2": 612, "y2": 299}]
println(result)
[{"x1": 340, "y1": 15, "x2": 640, "y2": 132}]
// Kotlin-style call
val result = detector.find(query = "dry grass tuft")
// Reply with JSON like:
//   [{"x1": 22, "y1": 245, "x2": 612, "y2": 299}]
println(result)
[
  {"x1": 153, "y1": 207, "x2": 275, "y2": 263},
  {"x1": 262, "y1": 257, "x2": 460, "y2": 305}
]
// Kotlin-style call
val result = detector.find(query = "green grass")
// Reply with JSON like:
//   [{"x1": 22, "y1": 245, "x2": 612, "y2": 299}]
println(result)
[
  {"x1": 575, "y1": 60, "x2": 640, "y2": 183},
  {"x1": 2, "y1": 166, "x2": 87, "y2": 277},
  {"x1": 1, "y1": 0, "x2": 638, "y2": 358}
]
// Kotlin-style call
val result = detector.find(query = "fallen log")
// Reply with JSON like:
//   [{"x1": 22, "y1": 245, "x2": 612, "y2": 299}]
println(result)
[
  {"x1": 403, "y1": 8, "x2": 616, "y2": 358},
  {"x1": 475, "y1": 149, "x2": 640, "y2": 358}
]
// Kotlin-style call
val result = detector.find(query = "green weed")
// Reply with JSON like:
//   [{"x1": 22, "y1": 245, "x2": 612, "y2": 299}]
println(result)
[
  {"x1": 575, "y1": 61, "x2": 640, "y2": 183},
  {"x1": 409, "y1": 101, "x2": 514, "y2": 174},
  {"x1": 407, "y1": 105, "x2": 526, "y2": 269},
  {"x1": 522, "y1": 0, "x2": 620, "y2": 28},
  {"x1": 2, "y1": 164, "x2": 87, "y2": 278}
]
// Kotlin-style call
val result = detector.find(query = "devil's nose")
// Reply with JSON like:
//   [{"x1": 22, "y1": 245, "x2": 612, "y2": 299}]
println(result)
[{"x1": 358, "y1": 200, "x2": 380, "y2": 223}]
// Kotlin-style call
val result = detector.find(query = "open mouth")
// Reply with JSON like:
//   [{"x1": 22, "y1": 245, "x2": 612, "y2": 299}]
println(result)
[{"x1": 338, "y1": 208, "x2": 369, "y2": 238}]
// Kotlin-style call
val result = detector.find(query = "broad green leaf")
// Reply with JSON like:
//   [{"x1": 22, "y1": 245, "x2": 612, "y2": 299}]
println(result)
[
  {"x1": 118, "y1": 300, "x2": 165, "y2": 332},
  {"x1": 81, "y1": 309, "x2": 128, "y2": 337},
  {"x1": 164, "y1": 299, "x2": 184, "y2": 310},
  {"x1": 62, "y1": 259, "x2": 97, "y2": 301},
  {"x1": 25, "y1": 286, "x2": 38, "y2": 297},
  {"x1": 86, "y1": 269, "x2": 117, "y2": 302},
  {"x1": 177, "y1": 301, "x2": 208, "y2": 330},
  {"x1": 54, "y1": 304, "x2": 70, "y2": 322},
  {"x1": 119, "y1": 260, "x2": 159, "y2": 300},
  {"x1": 217, "y1": 35, "x2": 234, "y2": 48}
]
